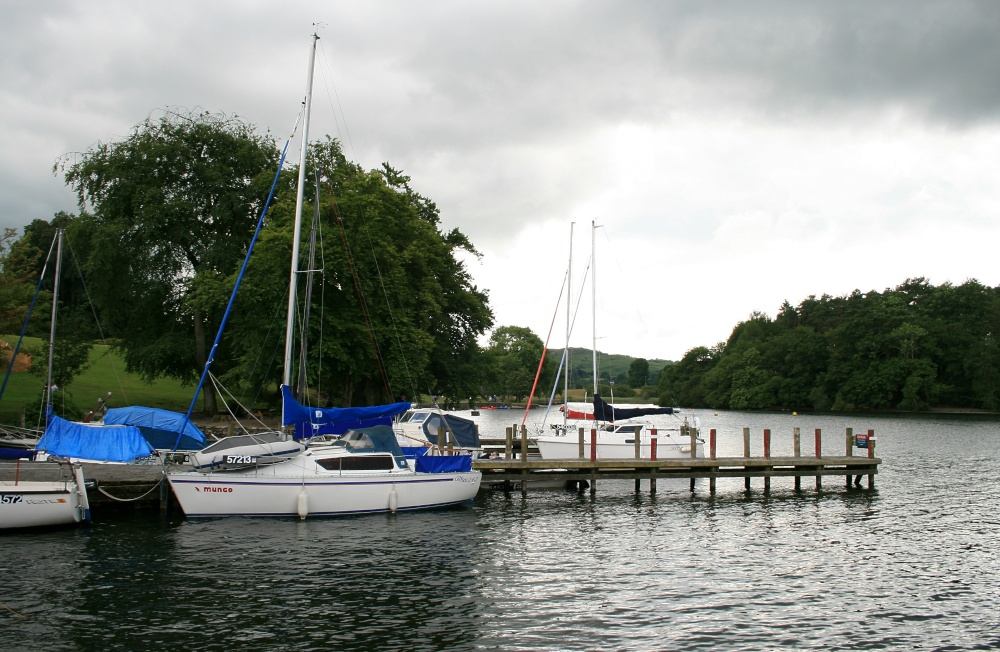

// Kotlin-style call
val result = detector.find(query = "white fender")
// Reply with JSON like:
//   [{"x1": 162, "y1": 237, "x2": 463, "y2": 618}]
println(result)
[
  {"x1": 297, "y1": 489, "x2": 309, "y2": 520},
  {"x1": 389, "y1": 487, "x2": 398, "y2": 513}
]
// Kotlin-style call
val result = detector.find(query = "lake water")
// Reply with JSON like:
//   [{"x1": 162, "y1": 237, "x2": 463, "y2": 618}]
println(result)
[{"x1": 2, "y1": 408, "x2": 999, "y2": 651}]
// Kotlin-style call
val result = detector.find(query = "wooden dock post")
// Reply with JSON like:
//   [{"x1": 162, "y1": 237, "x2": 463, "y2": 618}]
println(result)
[
  {"x1": 763, "y1": 428, "x2": 771, "y2": 494},
  {"x1": 578, "y1": 427, "x2": 585, "y2": 458},
  {"x1": 689, "y1": 424, "x2": 697, "y2": 492},
  {"x1": 743, "y1": 427, "x2": 751, "y2": 491},
  {"x1": 815, "y1": 428, "x2": 822, "y2": 490},
  {"x1": 845, "y1": 427, "x2": 854, "y2": 488},
  {"x1": 867, "y1": 429, "x2": 876, "y2": 489},
  {"x1": 650, "y1": 428, "x2": 658, "y2": 494},
  {"x1": 520, "y1": 425, "x2": 529, "y2": 497},
  {"x1": 503, "y1": 426, "x2": 513, "y2": 493},
  {"x1": 709, "y1": 428, "x2": 717, "y2": 493},
  {"x1": 634, "y1": 427, "x2": 641, "y2": 491},
  {"x1": 793, "y1": 427, "x2": 801, "y2": 491},
  {"x1": 590, "y1": 428, "x2": 597, "y2": 495}
]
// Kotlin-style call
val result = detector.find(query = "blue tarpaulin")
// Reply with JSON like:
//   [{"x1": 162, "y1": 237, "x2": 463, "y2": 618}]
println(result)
[
  {"x1": 415, "y1": 454, "x2": 473, "y2": 473},
  {"x1": 103, "y1": 406, "x2": 206, "y2": 450},
  {"x1": 37, "y1": 415, "x2": 154, "y2": 462},
  {"x1": 281, "y1": 385, "x2": 411, "y2": 440}
]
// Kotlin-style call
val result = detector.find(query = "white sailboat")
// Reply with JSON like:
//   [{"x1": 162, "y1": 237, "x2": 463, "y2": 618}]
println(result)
[
  {"x1": 0, "y1": 459, "x2": 90, "y2": 531},
  {"x1": 534, "y1": 221, "x2": 705, "y2": 460},
  {"x1": 0, "y1": 229, "x2": 92, "y2": 530},
  {"x1": 166, "y1": 33, "x2": 480, "y2": 517}
]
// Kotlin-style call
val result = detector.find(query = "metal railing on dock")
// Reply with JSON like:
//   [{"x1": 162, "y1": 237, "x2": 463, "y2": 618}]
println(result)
[{"x1": 474, "y1": 424, "x2": 881, "y2": 496}]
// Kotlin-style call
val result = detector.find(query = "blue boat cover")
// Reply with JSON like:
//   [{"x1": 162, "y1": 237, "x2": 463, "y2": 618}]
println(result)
[
  {"x1": 415, "y1": 454, "x2": 473, "y2": 473},
  {"x1": 281, "y1": 385, "x2": 411, "y2": 440},
  {"x1": 0, "y1": 447, "x2": 35, "y2": 460},
  {"x1": 400, "y1": 445, "x2": 429, "y2": 459},
  {"x1": 420, "y1": 413, "x2": 480, "y2": 449},
  {"x1": 103, "y1": 406, "x2": 206, "y2": 450},
  {"x1": 37, "y1": 415, "x2": 154, "y2": 462},
  {"x1": 592, "y1": 395, "x2": 675, "y2": 422}
]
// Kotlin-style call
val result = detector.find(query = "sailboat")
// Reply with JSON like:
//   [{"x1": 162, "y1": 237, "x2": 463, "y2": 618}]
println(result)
[
  {"x1": 534, "y1": 221, "x2": 705, "y2": 460},
  {"x1": 165, "y1": 33, "x2": 481, "y2": 517},
  {"x1": 0, "y1": 229, "x2": 91, "y2": 530}
]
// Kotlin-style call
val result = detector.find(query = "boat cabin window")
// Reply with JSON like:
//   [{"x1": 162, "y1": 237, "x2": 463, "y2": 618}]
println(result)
[
  {"x1": 614, "y1": 425, "x2": 642, "y2": 435},
  {"x1": 402, "y1": 411, "x2": 429, "y2": 424},
  {"x1": 316, "y1": 455, "x2": 395, "y2": 471}
]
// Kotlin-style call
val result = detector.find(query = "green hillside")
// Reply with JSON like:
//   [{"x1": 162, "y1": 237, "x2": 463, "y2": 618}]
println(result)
[
  {"x1": 0, "y1": 337, "x2": 194, "y2": 424},
  {"x1": 546, "y1": 347, "x2": 672, "y2": 389}
]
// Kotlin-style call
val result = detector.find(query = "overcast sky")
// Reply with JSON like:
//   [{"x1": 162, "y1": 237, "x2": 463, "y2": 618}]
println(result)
[{"x1": 3, "y1": 1, "x2": 1000, "y2": 361}]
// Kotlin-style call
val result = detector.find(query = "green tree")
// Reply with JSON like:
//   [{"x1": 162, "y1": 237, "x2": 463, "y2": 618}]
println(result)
[
  {"x1": 59, "y1": 110, "x2": 280, "y2": 414},
  {"x1": 0, "y1": 226, "x2": 37, "y2": 336},
  {"x1": 484, "y1": 326, "x2": 546, "y2": 401},
  {"x1": 628, "y1": 358, "x2": 649, "y2": 388},
  {"x1": 221, "y1": 139, "x2": 494, "y2": 407}
]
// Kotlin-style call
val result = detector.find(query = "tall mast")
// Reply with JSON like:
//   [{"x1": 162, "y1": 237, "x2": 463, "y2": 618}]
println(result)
[
  {"x1": 591, "y1": 219, "x2": 598, "y2": 398},
  {"x1": 563, "y1": 222, "x2": 573, "y2": 429},
  {"x1": 284, "y1": 32, "x2": 319, "y2": 389},
  {"x1": 46, "y1": 228, "x2": 64, "y2": 415}
]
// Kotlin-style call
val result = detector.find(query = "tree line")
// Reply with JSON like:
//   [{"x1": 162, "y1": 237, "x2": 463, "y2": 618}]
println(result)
[
  {"x1": 656, "y1": 278, "x2": 1000, "y2": 412},
  {"x1": 1, "y1": 111, "x2": 559, "y2": 416}
]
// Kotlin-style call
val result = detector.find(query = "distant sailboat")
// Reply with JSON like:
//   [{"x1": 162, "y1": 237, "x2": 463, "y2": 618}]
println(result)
[{"x1": 535, "y1": 221, "x2": 704, "y2": 460}]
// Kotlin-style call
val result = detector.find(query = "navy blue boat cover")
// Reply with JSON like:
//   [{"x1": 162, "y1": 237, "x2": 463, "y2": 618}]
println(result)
[
  {"x1": 103, "y1": 406, "x2": 206, "y2": 450},
  {"x1": 415, "y1": 454, "x2": 473, "y2": 473},
  {"x1": 592, "y1": 395, "x2": 675, "y2": 422},
  {"x1": 37, "y1": 415, "x2": 154, "y2": 462},
  {"x1": 281, "y1": 384, "x2": 411, "y2": 439},
  {"x1": 419, "y1": 413, "x2": 480, "y2": 449}
]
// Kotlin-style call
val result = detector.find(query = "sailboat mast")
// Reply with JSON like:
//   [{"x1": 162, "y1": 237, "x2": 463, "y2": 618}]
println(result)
[
  {"x1": 591, "y1": 219, "x2": 598, "y2": 398},
  {"x1": 564, "y1": 222, "x2": 573, "y2": 429},
  {"x1": 284, "y1": 32, "x2": 319, "y2": 390},
  {"x1": 46, "y1": 228, "x2": 64, "y2": 414},
  {"x1": 297, "y1": 171, "x2": 320, "y2": 397}
]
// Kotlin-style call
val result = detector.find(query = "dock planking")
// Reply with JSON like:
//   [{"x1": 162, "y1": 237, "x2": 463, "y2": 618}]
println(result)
[{"x1": 477, "y1": 424, "x2": 881, "y2": 495}]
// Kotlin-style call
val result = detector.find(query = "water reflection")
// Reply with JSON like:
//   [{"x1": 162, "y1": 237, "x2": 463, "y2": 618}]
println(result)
[{"x1": 3, "y1": 411, "x2": 1000, "y2": 650}]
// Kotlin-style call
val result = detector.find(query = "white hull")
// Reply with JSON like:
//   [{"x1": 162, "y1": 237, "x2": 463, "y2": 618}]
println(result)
[
  {"x1": 167, "y1": 468, "x2": 481, "y2": 517},
  {"x1": 0, "y1": 464, "x2": 90, "y2": 530},
  {"x1": 536, "y1": 428, "x2": 704, "y2": 460}
]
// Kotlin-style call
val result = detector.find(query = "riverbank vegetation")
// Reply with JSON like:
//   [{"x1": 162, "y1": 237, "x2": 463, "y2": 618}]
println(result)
[{"x1": 657, "y1": 278, "x2": 1000, "y2": 412}]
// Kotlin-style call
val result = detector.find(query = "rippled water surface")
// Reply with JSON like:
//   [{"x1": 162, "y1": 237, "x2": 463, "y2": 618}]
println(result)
[{"x1": 2, "y1": 410, "x2": 1000, "y2": 651}]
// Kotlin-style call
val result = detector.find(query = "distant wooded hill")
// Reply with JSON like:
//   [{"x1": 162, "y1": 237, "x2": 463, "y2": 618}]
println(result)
[{"x1": 545, "y1": 347, "x2": 671, "y2": 388}]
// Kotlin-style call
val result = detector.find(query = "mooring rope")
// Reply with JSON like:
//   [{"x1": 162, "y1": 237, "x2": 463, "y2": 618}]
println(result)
[
  {"x1": 95, "y1": 475, "x2": 165, "y2": 502},
  {"x1": 1, "y1": 601, "x2": 25, "y2": 619}
]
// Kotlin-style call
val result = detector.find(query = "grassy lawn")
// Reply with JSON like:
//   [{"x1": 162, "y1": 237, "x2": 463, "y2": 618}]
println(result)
[{"x1": 1, "y1": 337, "x2": 195, "y2": 424}]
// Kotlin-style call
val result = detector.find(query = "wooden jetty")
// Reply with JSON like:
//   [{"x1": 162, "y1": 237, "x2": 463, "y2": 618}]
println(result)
[
  {"x1": 0, "y1": 425, "x2": 880, "y2": 516},
  {"x1": 475, "y1": 425, "x2": 881, "y2": 495}
]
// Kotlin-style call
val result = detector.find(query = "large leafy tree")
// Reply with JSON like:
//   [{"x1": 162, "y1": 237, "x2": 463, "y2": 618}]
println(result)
[
  {"x1": 628, "y1": 358, "x2": 649, "y2": 388},
  {"x1": 59, "y1": 111, "x2": 280, "y2": 414},
  {"x1": 221, "y1": 138, "x2": 494, "y2": 407},
  {"x1": 0, "y1": 227, "x2": 36, "y2": 335},
  {"x1": 483, "y1": 325, "x2": 547, "y2": 402}
]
